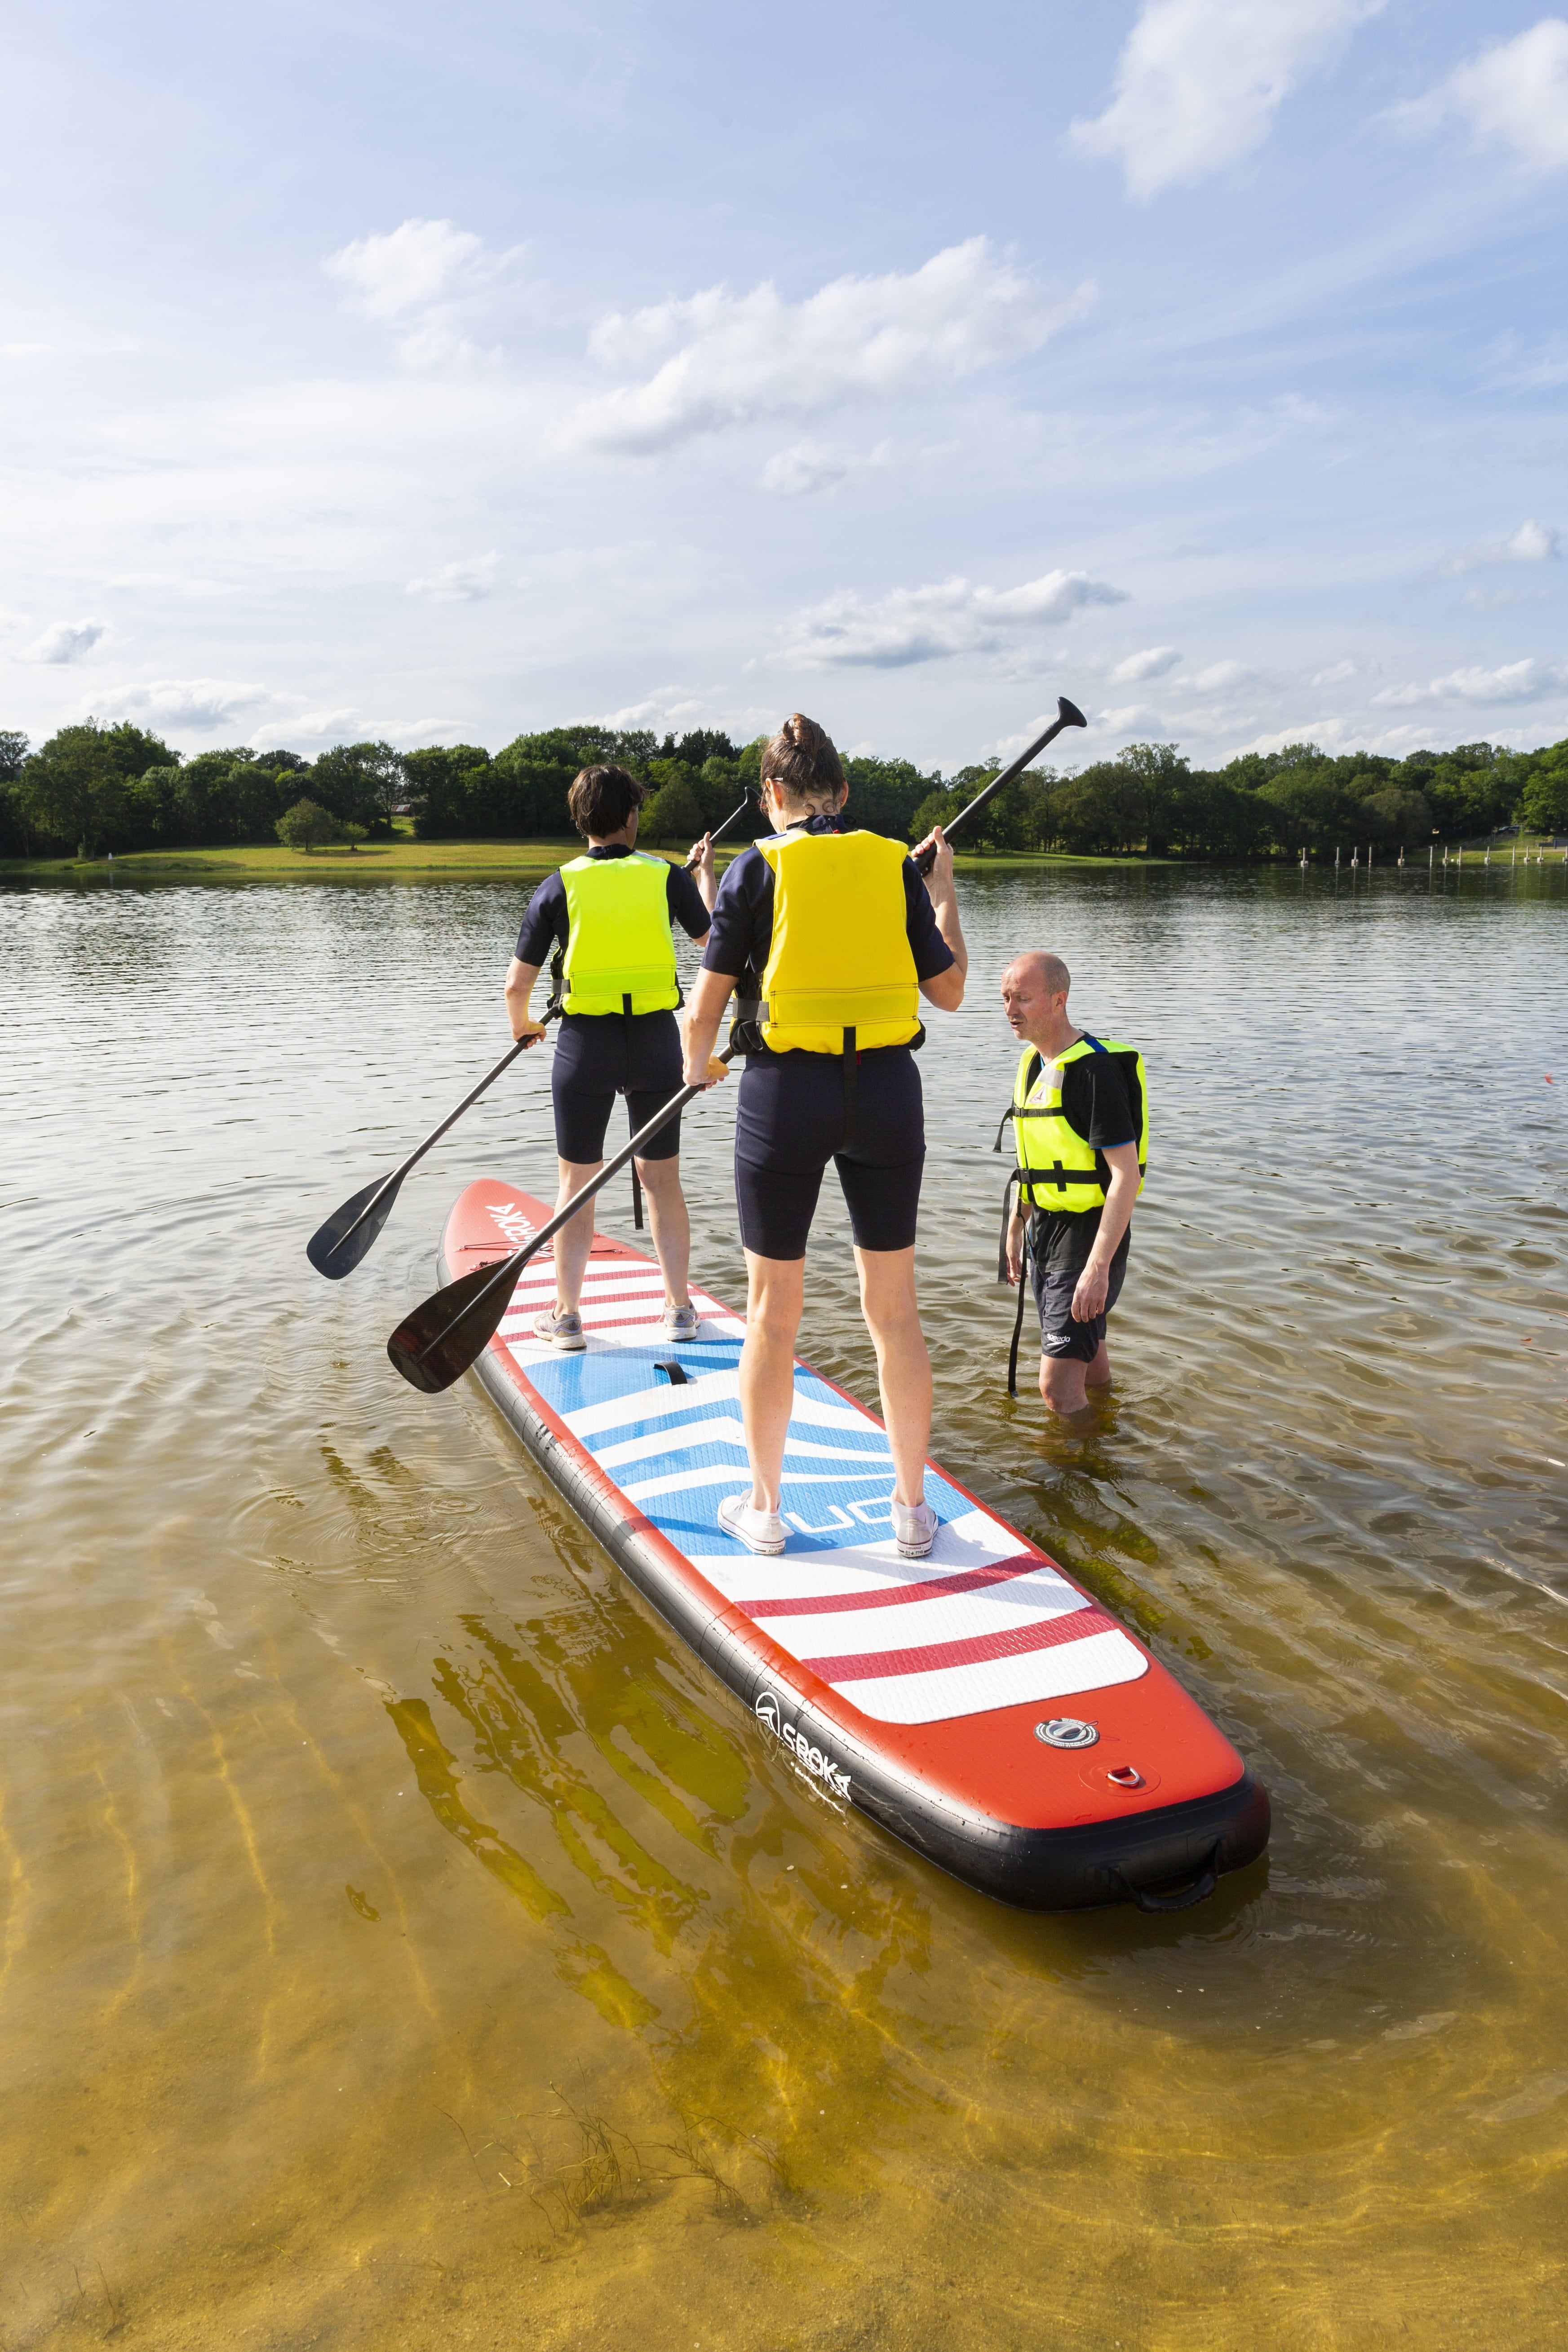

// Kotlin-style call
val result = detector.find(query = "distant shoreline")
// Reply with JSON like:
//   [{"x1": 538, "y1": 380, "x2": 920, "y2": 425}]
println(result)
[{"x1": 0, "y1": 837, "x2": 1167, "y2": 882}]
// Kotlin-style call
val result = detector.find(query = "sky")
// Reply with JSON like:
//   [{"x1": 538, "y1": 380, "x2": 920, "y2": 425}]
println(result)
[{"x1": 3, "y1": 0, "x2": 1566, "y2": 774}]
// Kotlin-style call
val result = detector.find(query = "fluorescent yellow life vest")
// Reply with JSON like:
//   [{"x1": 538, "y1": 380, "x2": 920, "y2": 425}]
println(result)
[
  {"x1": 753, "y1": 829, "x2": 921, "y2": 1056},
  {"x1": 1010, "y1": 1035, "x2": 1148, "y2": 1210},
  {"x1": 558, "y1": 853, "x2": 680, "y2": 1016}
]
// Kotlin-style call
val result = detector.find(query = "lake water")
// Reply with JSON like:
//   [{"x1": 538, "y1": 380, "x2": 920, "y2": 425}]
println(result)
[{"x1": 3, "y1": 861, "x2": 1565, "y2": 2351}]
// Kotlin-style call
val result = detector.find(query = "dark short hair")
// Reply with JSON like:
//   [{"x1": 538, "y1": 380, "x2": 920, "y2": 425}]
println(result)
[{"x1": 567, "y1": 763, "x2": 646, "y2": 837}]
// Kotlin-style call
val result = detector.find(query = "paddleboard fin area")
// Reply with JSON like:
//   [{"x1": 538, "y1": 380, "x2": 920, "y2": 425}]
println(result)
[{"x1": 436, "y1": 1179, "x2": 1269, "y2": 1912}]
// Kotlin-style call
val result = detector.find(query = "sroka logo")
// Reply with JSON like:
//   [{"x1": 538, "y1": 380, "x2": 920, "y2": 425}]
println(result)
[
  {"x1": 487, "y1": 1204, "x2": 536, "y2": 1246},
  {"x1": 754, "y1": 1690, "x2": 851, "y2": 1800}
]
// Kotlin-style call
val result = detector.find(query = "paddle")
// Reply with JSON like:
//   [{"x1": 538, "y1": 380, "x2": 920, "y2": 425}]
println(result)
[
  {"x1": 307, "y1": 1015, "x2": 558, "y2": 1279},
  {"x1": 683, "y1": 789, "x2": 753, "y2": 869},
  {"x1": 912, "y1": 695, "x2": 1087, "y2": 875},
  {"x1": 386, "y1": 1045, "x2": 736, "y2": 1392}
]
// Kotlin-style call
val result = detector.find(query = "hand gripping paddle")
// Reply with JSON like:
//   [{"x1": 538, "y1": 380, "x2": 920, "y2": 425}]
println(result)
[
  {"x1": 386, "y1": 1047, "x2": 735, "y2": 1392},
  {"x1": 912, "y1": 695, "x2": 1086, "y2": 874}
]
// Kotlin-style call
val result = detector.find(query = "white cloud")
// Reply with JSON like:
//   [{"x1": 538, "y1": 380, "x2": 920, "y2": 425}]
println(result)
[
  {"x1": 1311, "y1": 659, "x2": 1357, "y2": 685},
  {"x1": 567, "y1": 239, "x2": 1093, "y2": 456},
  {"x1": 323, "y1": 218, "x2": 522, "y2": 369},
  {"x1": 1372, "y1": 659, "x2": 1568, "y2": 709},
  {"x1": 783, "y1": 570, "x2": 1127, "y2": 669},
  {"x1": 1097, "y1": 703, "x2": 1165, "y2": 733},
  {"x1": 404, "y1": 550, "x2": 501, "y2": 601},
  {"x1": 1109, "y1": 645, "x2": 1180, "y2": 682},
  {"x1": 1069, "y1": 0, "x2": 1384, "y2": 199},
  {"x1": 1191, "y1": 658, "x2": 1251, "y2": 691},
  {"x1": 1506, "y1": 519, "x2": 1560, "y2": 563},
  {"x1": 325, "y1": 219, "x2": 484, "y2": 320},
  {"x1": 252, "y1": 709, "x2": 358, "y2": 749},
  {"x1": 1440, "y1": 517, "x2": 1561, "y2": 576},
  {"x1": 758, "y1": 443, "x2": 849, "y2": 497},
  {"x1": 1397, "y1": 19, "x2": 1568, "y2": 176},
  {"x1": 93, "y1": 678, "x2": 271, "y2": 729},
  {"x1": 21, "y1": 618, "x2": 105, "y2": 664}
]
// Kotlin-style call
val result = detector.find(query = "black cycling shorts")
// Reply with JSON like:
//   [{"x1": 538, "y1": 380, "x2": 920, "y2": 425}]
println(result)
[
  {"x1": 733, "y1": 1045, "x2": 925, "y2": 1260},
  {"x1": 1029, "y1": 1208, "x2": 1130, "y2": 1362},
  {"x1": 551, "y1": 1010, "x2": 684, "y2": 1164}
]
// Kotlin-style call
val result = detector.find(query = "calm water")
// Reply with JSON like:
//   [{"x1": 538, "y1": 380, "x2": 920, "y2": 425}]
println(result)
[{"x1": 2, "y1": 862, "x2": 1565, "y2": 2352}]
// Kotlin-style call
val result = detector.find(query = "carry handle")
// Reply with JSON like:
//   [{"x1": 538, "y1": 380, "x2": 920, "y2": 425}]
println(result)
[{"x1": 1110, "y1": 1844, "x2": 1221, "y2": 1915}]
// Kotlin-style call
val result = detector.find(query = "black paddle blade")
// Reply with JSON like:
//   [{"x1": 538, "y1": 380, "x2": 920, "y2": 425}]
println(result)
[
  {"x1": 307, "y1": 1173, "x2": 401, "y2": 1279},
  {"x1": 386, "y1": 1252, "x2": 523, "y2": 1393},
  {"x1": 1058, "y1": 695, "x2": 1088, "y2": 729}
]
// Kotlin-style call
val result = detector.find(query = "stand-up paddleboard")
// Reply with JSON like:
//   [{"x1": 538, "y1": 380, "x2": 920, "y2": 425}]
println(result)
[{"x1": 440, "y1": 1178, "x2": 1269, "y2": 1912}]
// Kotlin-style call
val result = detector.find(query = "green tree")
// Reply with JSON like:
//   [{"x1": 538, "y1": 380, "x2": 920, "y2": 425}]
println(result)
[
  {"x1": 641, "y1": 773, "x2": 706, "y2": 844},
  {"x1": 1360, "y1": 786, "x2": 1432, "y2": 846},
  {"x1": 1515, "y1": 740, "x2": 1568, "y2": 837},
  {"x1": 309, "y1": 741, "x2": 405, "y2": 837},
  {"x1": 405, "y1": 744, "x2": 493, "y2": 839},
  {"x1": 276, "y1": 797, "x2": 341, "y2": 853},
  {"x1": 19, "y1": 723, "x2": 128, "y2": 856}
]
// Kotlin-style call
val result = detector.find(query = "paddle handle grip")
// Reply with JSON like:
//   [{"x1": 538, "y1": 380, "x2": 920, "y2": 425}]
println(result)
[{"x1": 912, "y1": 697, "x2": 1086, "y2": 876}]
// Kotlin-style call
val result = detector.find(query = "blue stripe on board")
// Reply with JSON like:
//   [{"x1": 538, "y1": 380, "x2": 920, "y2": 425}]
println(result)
[{"x1": 518, "y1": 1337, "x2": 979, "y2": 1558}]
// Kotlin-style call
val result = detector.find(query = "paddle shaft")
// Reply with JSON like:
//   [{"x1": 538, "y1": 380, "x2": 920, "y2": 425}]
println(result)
[
  {"x1": 912, "y1": 698, "x2": 1085, "y2": 876},
  {"x1": 332, "y1": 1025, "x2": 550, "y2": 1256},
  {"x1": 685, "y1": 791, "x2": 752, "y2": 867},
  {"x1": 408, "y1": 1045, "x2": 736, "y2": 1370}
]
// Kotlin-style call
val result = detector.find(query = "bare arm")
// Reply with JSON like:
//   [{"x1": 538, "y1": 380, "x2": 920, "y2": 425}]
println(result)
[
  {"x1": 503, "y1": 957, "x2": 548, "y2": 1043},
  {"x1": 912, "y1": 825, "x2": 966, "y2": 1009},
  {"x1": 681, "y1": 966, "x2": 735, "y2": 1088},
  {"x1": 1070, "y1": 1145, "x2": 1141, "y2": 1323},
  {"x1": 684, "y1": 833, "x2": 718, "y2": 917}
]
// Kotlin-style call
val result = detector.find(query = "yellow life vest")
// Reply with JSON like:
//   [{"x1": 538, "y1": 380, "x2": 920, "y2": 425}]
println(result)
[
  {"x1": 753, "y1": 829, "x2": 921, "y2": 1056},
  {"x1": 1010, "y1": 1034, "x2": 1148, "y2": 1210},
  {"x1": 558, "y1": 852, "x2": 680, "y2": 1016}
]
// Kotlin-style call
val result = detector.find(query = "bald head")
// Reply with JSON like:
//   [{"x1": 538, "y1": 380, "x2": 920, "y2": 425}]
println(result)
[
  {"x1": 1000, "y1": 952, "x2": 1076, "y2": 1051},
  {"x1": 1003, "y1": 951, "x2": 1070, "y2": 997}
]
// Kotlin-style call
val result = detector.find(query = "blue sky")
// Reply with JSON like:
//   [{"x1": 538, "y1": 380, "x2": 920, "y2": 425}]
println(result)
[{"x1": 3, "y1": 0, "x2": 1566, "y2": 772}]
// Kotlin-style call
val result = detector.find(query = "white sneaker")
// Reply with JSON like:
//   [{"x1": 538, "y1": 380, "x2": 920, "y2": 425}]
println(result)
[
  {"x1": 660, "y1": 1300, "x2": 701, "y2": 1342},
  {"x1": 532, "y1": 1305, "x2": 585, "y2": 1352},
  {"x1": 718, "y1": 1492, "x2": 788, "y2": 1556},
  {"x1": 891, "y1": 1497, "x2": 938, "y2": 1559}
]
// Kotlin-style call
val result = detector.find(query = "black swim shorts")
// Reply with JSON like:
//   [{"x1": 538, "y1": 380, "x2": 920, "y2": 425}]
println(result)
[
  {"x1": 734, "y1": 1044, "x2": 925, "y2": 1260},
  {"x1": 551, "y1": 1009, "x2": 685, "y2": 1164},
  {"x1": 1028, "y1": 1208, "x2": 1131, "y2": 1363}
]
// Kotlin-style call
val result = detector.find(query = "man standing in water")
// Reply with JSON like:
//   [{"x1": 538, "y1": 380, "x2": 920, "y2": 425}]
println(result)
[{"x1": 1001, "y1": 952, "x2": 1147, "y2": 1416}]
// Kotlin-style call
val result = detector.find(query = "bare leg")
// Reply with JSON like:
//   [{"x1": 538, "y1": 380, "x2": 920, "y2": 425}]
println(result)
[
  {"x1": 854, "y1": 1245, "x2": 930, "y2": 1507},
  {"x1": 633, "y1": 1154, "x2": 691, "y2": 1308},
  {"x1": 1039, "y1": 1354, "x2": 1093, "y2": 1417},
  {"x1": 739, "y1": 1252, "x2": 804, "y2": 1512},
  {"x1": 1083, "y1": 1337, "x2": 1112, "y2": 1390},
  {"x1": 551, "y1": 1156, "x2": 601, "y2": 1312}
]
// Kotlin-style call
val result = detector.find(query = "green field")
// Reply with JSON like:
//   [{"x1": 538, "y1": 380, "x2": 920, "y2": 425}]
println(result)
[{"x1": 2, "y1": 836, "x2": 1150, "y2": 882}]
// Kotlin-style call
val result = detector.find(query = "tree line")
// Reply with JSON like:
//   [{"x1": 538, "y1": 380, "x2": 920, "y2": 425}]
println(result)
[{"x1": 3, "y1": 715, "x2": 1566, "y2": 864}]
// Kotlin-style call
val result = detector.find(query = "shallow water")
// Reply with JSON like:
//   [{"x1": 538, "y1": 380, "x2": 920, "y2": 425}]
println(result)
[{"x1": 2, "y1": 861, "x2": 1565, "y2": 2351}]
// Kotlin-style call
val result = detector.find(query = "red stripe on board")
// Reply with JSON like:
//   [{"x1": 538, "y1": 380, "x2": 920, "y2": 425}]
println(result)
[
  {"x1": 740, "y1": 1558, "x2": 1045, "y2": 1621},
  {"x1": 802, "y1": 1606, "x2": 1119, "y2": 1685}
]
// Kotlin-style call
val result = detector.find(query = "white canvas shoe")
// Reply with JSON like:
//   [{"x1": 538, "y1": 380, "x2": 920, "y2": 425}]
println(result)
[
  {"x1": 891, "y1": 1497, "x2": 938, "y2": 1559},
  {"x1": 718, "y1": 1492, "x2": 788, "y2": 1556}
]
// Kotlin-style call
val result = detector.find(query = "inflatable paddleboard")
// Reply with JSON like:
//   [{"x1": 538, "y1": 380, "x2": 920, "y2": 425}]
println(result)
[{"x1": 439, "y1": 1178, "x2": 1269, "y2": 1912}]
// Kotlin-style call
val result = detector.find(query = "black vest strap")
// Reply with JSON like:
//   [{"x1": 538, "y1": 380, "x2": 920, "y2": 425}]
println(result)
[{"x1": 842, "y1": 1026, "x2": 858, "y2": 1120}]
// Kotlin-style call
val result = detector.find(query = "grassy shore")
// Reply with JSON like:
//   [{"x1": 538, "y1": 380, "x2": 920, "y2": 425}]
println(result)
[{"x1": 1, "y1": 836, "x2": 1154, "y2": 882}]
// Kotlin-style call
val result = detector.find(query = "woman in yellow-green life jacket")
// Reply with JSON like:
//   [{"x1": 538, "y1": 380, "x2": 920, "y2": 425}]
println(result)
[
  {"x1": 505, "y1": 762, "x2": 717, "y2": 1349},
  {"x1": 681, "y1": 713, "x2": 967, "y2": 1560},
  {"x1": 1000, "y1": 951, "x2": 1147, "y2": 1417}
]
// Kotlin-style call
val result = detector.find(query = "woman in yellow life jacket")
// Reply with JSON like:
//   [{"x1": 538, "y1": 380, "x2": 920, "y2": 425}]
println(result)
[
  {"x1": 504, "y1": 763, "x2": 717, "y2": 1348},
  {"x1": 682, "y1": 713, "x2": 967, "y2": 1559},
  {"x1": 1000, "y1": 951, "x2": 1147, "y2": 1417}
]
